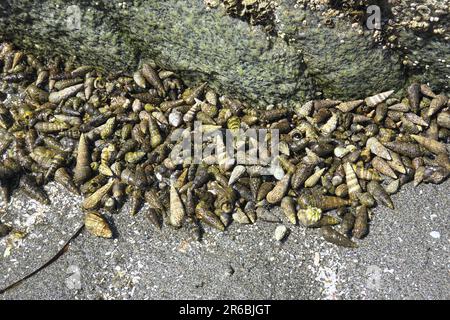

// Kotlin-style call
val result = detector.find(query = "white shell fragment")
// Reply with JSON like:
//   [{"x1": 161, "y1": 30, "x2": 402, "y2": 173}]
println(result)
[
  {"x1": 168, "y1": 110, "x2": 183, "y2": 127},
  {"x1": 430, "y1": 231, "x2": 440, "y2": 239}
]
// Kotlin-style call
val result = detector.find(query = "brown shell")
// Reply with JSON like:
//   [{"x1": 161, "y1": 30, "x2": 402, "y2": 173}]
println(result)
[{"x1": 84, "y1": 211, "x2": 113, "y2": 238}]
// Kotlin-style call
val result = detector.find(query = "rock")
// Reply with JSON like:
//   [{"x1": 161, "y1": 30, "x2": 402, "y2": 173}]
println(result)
[
  {"x1": 387, "y1": 1, "x2": 449, "y2": 94},
  {"x1": 276, "y1": 1, "x2": 403, "y2": 100},
  {"x1": 0, "y1": 0, "x2": 447, "y2": 107},
  {"x1": 274, "y1": 225, "x2": 288, "y2": 241}
]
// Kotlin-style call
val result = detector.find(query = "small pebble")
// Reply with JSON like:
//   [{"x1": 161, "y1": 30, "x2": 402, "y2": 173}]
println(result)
[
  {"x1": 274, "y1": 225, "x2": 288, "y2": 241},
  {"x1": 313, "y1": 252, "x2": 320, "y2": 266},
  {"x1": 430, "y1": 231, "x2": 440, "y2": 239}
]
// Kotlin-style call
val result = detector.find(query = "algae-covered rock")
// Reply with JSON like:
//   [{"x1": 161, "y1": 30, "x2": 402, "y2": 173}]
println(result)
[
  {"x1": 275, "y1": 1, "x2": 404, "y2": 99},
  {"x1": 0, "y1": 0, "x2": 311, "y2": 105},
  {"x1": 0, "y1": 0, "x2": 447, "y2": 106},
  {"x1": 383, "y1": 0, "x2": 449, "y2": 96},
  {"x1": 395, "y1": 27, "x2": 449, "y2": 92}
]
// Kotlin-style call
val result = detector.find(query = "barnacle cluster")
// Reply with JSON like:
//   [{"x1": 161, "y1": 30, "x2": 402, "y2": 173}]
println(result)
[
  {"x1": 0, "y1": 42, "x2": 449, "y2": 248},
  {"x1": 205, "y1": 0, "x2": 278, "y2": 34},
  {"x1": 388, "y1": 0, "x2": 448, "y2": 34},
  {"x1": 295, "y1": 0, "x2": 376, "y2": 23}
]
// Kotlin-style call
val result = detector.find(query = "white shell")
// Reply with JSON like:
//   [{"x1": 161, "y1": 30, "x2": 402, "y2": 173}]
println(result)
[
  {"x1": 271, "y1": 165, "x2": 285, "y2": 180},
  {"x1": 202, "y1": 155, "x2": 217, "y2": 165},
  {"x1": 168, "y1": 110, "x2": 183, "y2": 127},
  {"x1": 205, "y1": 90, "x2": 218, "y2": 106},
  {"x1": 133, "y1": 70, "x2": 146, "y2": 88},
  {"x1": 131, "y1": 98, "x2": 143, "y2": 112},
  {"x1": 364, "y1": 90, "x2": 394, "y2": 107},
  {"x1": 228, "y1": 165, "x2": 246, "y2": 185},
  {"x1": 320, "y1": 112, "x2": 338, "y2": 135},
  {"x1": 334, "y1": 146, "x2": 350, "y2": 158},
  {"x1": 332, "y1": 175, "x2": 343, "y2": 186},
  {"x1": 247, "y1": 165, "x2": 271, "y2": 177},
  {"x1": 152, "y1": 111, "x2": 168, "y2": 125}
]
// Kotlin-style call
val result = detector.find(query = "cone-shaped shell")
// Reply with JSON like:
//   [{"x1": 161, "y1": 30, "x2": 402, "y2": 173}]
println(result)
[
  {"x1": 420, "y1": 84, "x2": 436, "y2": 98},
  {"x1": 133, "y1": 70, "x2": 146, "y2": 88},
  {"x1": 169, "y1": 185, "x2": 185, "y2": 228},
  {"x1": 82, "y1": 179, "x2": 114, "y2": 210},
  {"x1": 142, "y1": 64, "x2": 165, "y2": 96},
  {"x1": 228, "y1": 165, "x2": 246, "y2": 185},
  {"x1": 411, "y1": 134, "x2": 447, "y2": 155},
  {"x1": 281, "y1": 196, "x2": 297, "y2": 225},
  {"x1": 364, "y1": 90, "x2": 394, "y2": 107},
  {"x1": 372, "y1": 156, "x2": 397, "y2": 179},
  {"x1": 196, "y1": 201, "x2": 225, "y2": 231},
  {"x1": 353, "y1": 205, "x2": 369, "y2": 239},
  {"x1": 54, "y1": 167, "x2": 80, "y2": 195},
  {"x1": 407, "y1": 83, "x2": 421, "y2": 113},
  {"x1": 48, "y1": 83, "x2": 84, "y2": 104},
  {"x1": 304, "y1": 167, "x2": 326, "y2": 188},
  {"x1": 313, "y1": 99, "x2": 341, "y2": 110},
  {"x1": 367, "y1": 137, "x2": 391, "y2": 160},
  {"x1": 344, "y1": 162, "x2": 361, "y2": 200},
  {"x1": 336, "y1": 99, "x2": 363, "y2": 113},
  {"x1": 382, "y1": 141, "x2": 423, "y2": 158},
  {"x1": 320, "y1": 226, "x2": 357, "y2": 248},
  {"x1": 266, "y1": 174, "x2": 291, "y2": 204},
  {"x1": 85, "y1": 212, "x2": 113, "y2": 238},
  {"x1": 367, "y1": 181, "x2": 394, "y2": 209},
  {"x1": 427, "y1": 95, "x2": 448, "y2": 118},
  {"x1": 73, "y1": 134, "x2": 92, "y2": 185}
]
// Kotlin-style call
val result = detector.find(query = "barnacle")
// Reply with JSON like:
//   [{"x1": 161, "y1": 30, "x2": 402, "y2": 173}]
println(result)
[{"x1": 205, "y1": 0, "x2": 277, "y2": 34}]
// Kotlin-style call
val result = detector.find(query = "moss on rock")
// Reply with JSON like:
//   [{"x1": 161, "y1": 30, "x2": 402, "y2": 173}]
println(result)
[{"x1": 0, "y1": 0, "x2": 447, "y2": 107}]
